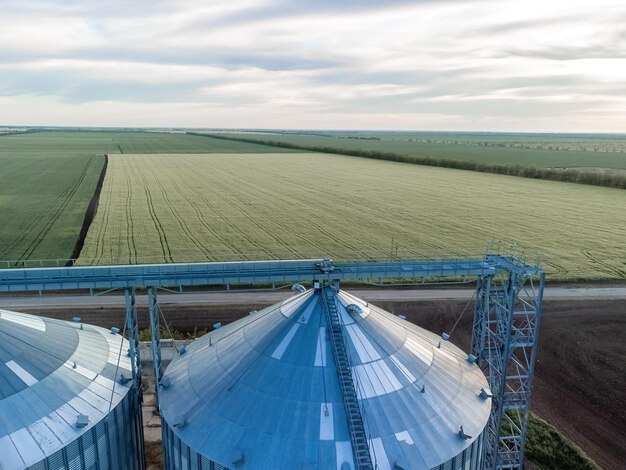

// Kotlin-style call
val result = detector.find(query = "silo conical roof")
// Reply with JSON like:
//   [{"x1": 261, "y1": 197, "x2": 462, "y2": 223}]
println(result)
[
  {"x1": 160, "y1": 288, "x2": 490, "y2": 470},
  {"x1": 0, "y1": 309, "x2": 133, "y2": 469}
]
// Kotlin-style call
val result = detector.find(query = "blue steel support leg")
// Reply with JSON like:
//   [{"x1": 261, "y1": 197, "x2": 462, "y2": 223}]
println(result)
[
  {"x1": 124, "y1": 286, "x2": 145, "y2": 470},
  {"x1": 471, "y1": 275, "x2": 491, "y2": 366},
  {"x1": 508, "y1": 271, "x2": 544, "y2": 468},
  {"x1": 481, "y1": 263, "x2": 544, "y2": 470},
  {"x1": 148, "y1": 286, "x2": 163, "y2": 407},
  {"x1": 124, "y1": 287, "x2": 142, "y2": 400}
]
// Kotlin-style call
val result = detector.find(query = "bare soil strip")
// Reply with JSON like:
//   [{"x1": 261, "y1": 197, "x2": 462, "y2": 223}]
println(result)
[{"x1": 67, "y1": 154, "x2": 108, "y2": 264}]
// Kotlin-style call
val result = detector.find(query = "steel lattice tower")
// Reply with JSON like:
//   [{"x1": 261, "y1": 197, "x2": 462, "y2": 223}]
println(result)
[{"x1": 472, "y1": 253, "x2": 545, "y2": 470}]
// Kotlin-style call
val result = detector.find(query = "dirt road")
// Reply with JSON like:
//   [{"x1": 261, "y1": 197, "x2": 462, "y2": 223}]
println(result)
[{"x1": 1, "y1": 286, "x2": 625, "y2": 310}]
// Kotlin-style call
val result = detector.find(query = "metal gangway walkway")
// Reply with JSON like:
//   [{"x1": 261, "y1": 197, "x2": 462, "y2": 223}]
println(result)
[{"x1": 322, "y1": 285, "x2": 374, "y2": 470}]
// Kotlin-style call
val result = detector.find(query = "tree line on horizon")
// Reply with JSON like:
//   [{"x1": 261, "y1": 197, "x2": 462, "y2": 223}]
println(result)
[{"x1": 193, "y1": 133, "x2": 626, "y2": 190}]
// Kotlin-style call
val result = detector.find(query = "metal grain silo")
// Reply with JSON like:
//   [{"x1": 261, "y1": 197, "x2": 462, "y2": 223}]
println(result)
[
  {"x1": 160, "y1": 287, "x2": 490, "y2": 470},
  {"x1": 0, "y1": 309, "x2": 144, "y2": 470}
]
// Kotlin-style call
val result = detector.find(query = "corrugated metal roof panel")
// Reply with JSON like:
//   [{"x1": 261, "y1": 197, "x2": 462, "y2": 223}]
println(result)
[
  {"x1": 0, "y1": 309, "x2": 132, "y2": 465},
  {"x1": 161, "y1": 289, "x2": 491, "y2": 469}
]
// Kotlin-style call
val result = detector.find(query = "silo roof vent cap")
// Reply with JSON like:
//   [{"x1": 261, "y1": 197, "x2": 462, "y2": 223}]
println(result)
[
  {"x1": 346, "y1": 304, "x2": 363, "y2": 315},
  {"x1": 230, "y1": 450, "x2": 245, "y2": 468},
  {"x1": 458, "y1": 425, "x2": 472, "y2": 440},
  {"x1": 76, "y1": 415, "x2": 89, "y2": 428},
  {"x1": 394, "y1": 455, "x2": 409, "y2": 470},
  {"x1": 160, "y1": 377, "x2": 171, "y2": 389}
]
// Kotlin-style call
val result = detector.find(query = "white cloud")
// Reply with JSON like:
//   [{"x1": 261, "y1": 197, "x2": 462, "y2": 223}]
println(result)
[{"x1": 0, "y1": 0, "x2": 624, "y2": 131}]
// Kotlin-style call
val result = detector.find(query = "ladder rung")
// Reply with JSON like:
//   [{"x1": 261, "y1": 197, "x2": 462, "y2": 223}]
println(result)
[{"x1": 322, "y1": 287, "x2": 373, "y2": 470}]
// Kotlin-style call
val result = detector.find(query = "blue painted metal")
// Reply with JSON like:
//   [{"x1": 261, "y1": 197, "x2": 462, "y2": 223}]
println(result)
[
  {"x1": 147, "y1": 286, "x2": 163, "y2": 407},
  {"x1": 0, "y1": 258, "x2": 496, "y2": 292},
  {"x1": 322, "y1": 286, "x2": 373, "y2": 470},
  {"x1": 124, "y1": 287, "x2": 142, "y2": 401},
  {"x1": 0, "y1": 310, "x2": 144, "y2": 469},
  {"x1": 472, "y1": 255, "x2": 545, "y2": 470},
  {"x1": 0, "y1": 252, "x2": 544, "y2": 470},
  {"x1": 159, "y1": 288, "x2": 491, "y2": 469}
]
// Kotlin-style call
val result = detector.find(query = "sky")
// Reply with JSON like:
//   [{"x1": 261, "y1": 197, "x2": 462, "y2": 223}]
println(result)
[{"x1": 0, "y1": 0, "x2": 625, "y2": 132}]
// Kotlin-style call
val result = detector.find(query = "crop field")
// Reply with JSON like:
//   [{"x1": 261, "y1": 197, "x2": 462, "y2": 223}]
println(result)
[
  {"x1": 0, "y1": 151, "x2": 103, "y2": 263},
  {"x1": 79, "y1": 152, "x2": 626, "y2": 279},
  {"x1": 0, "y1": 130, "x2": 300, "y2": 157},
  {"x1": 0, "y1": 131, "x2": 300, "y2": 263},
  {"x1": 210, "y1": 131, "x2": 626, "y2": 170}
]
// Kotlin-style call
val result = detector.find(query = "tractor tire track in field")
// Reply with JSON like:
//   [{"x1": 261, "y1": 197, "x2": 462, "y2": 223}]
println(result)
[
  {"x1": 122, "y1": 162, "x2": 138, "y2": 263},
  {"x1": 16, "y1": 161, "x2": 92, "y2": 261},
  {"x1": 150, "y1": 168, "x2": 214, "y2": 260},
  {"x1": 211, "y1": 186, "x2": 311, "y2": 259},
  {"x1": 581, "y1": 250, "x2": 626, "y2": 278},
  {"x1": 0, "y1": 186, "x2": 71, "y2": 259},
  {"x1": 176, "y1": 167, "x2": 277, "y2": 259},
  {"x1": 543, "y1": 260, "x2": 568, "y2": 278},
  {"x1": 167, "y1": 176, "x2": 241, "y2": 260},
  {"x1": 66, "y1": 155, "x2": 108, "y2": 264},
  {"x1": 192, "y1": 166, "x2": 328, "y2": 258},
  {"x1": 181, "y1": 182, "x2": 268, "y2": 260},
  {"x1": 188, "y1": 175, "x2": 300, "y2": 259},
  {"x1": 14, "y1": 157, "x2": 96, "y2": 262},
  {"x1": 0, "y1": 162, "x2": 91, "y2": 259},
  {"x1": 222, "y1": 171, "x2": 376, "y2": 259},
  {"x1": 134, "y1": 160, "x2": 173, "y2": 263}
]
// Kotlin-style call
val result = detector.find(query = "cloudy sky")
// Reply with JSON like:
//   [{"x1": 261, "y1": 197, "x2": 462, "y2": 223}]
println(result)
[{"x1": 1, "y1": 0, "x2": 625, "y2": 132}]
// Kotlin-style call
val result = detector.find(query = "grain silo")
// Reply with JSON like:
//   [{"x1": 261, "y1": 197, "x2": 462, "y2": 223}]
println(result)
[
  {"x1": 160, "y1": 286, "x2": 491, "y2": 470},
  {"x1": 0, "y1": 309, "x2": 144, "y2": 470}
]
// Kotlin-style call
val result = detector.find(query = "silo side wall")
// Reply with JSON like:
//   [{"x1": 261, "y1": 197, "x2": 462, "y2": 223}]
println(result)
[
  {"x1": 429, "y1": 428, "x2": 486, "y2": 470},
  {"x1": 26, "y1": 385, "x2": 144, "y2": 470},
  {"x1": 163, "y1": 420, "x2": 230, "y2": 470},
  {"x1": 163, "y1": 418, "x2": 486, "y2": 470}
]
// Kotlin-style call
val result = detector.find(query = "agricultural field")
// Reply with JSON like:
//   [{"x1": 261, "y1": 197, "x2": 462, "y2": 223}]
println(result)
[
  {"x1": 0, "y1": 150, "x2": 103, "y2": 263},
  {"x1": 79, "y1": 152, "x2": 626, "y2": 280},
  {"x1": 0, "y1": 131, "x2": 300, "y2": 263},
  {"x1": 0, "y1": 130, "x2": 299, "y2": 157},
  {"x1": 209, "y1": 131, "x2": 626, "y2": 170}
]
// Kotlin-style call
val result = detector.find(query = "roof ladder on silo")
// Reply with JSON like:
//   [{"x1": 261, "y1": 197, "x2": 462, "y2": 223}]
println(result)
[{"x1": 322, "y1": 286, "x2": 374, "y2": 470}]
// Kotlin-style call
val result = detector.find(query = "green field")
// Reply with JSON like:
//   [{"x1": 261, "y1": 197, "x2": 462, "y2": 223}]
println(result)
[
  {"x1": 0, "y1": 131, "x2": 301, "y2": 262},
  {"x1": 0, "y1": 150, "x2": 102, "y2": 262},
  {"x1": 210, "y1": 131, "x2": 626, "y2": 170},
  {"x1": 0, "y1": 130, "x2": 300, "y2": 156},
  {"x1": 79, "y1": 152, "x2": 626, "y2": 279}
]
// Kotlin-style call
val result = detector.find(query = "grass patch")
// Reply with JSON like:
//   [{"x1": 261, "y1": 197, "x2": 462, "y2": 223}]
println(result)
[
  {"x1": 138, "y1": 327, "x2": 207, "y2": 341},
  {"x1": 526, "y1": 414, "x2": 600, "y2": 470}
]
